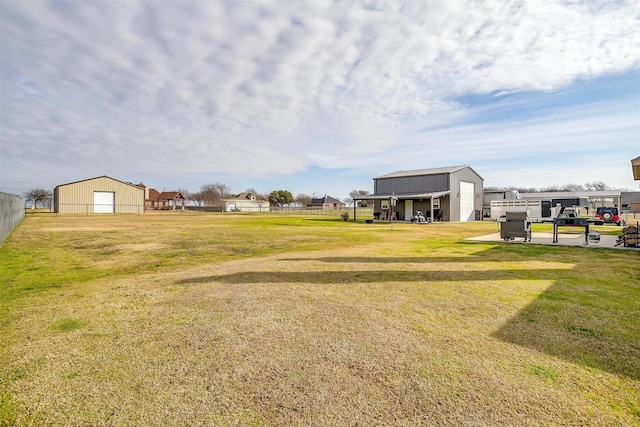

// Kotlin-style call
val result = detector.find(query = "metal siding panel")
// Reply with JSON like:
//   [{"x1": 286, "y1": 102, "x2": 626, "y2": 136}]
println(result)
[
  {"x1": 449, "y1": 173, "x2": 460, "y2": 221},
  {"x1": 55, "y1": 177, "x2": 144, "y2": 214},
  {"x1": 451, "y1": 168, "x2": 483, "y2": 220},
  {"x1": 54, "y1": 187, "x2": 60, "y2": 213},
  {"x1": 467, "y1": 169, "x2": 484, "y2": 216},
  {"x1": 374, "y1": 173, "x2": 450, "y2": 195},
  {"x1": 115, "y1": 184, "x2": 142, "y2": 214},
  {"x1": 440, "y1": 195, "x2": 451, "y2": 221}
]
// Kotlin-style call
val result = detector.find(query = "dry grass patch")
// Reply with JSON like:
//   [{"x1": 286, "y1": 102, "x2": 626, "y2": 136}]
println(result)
[{"x1": 1, "y1": 215, "x2": 639, "y2": 426}]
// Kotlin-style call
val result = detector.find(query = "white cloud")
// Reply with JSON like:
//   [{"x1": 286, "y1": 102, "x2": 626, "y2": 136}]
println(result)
[{"x1": 1, "y1": 0, "x2": 639, "y2": 192}]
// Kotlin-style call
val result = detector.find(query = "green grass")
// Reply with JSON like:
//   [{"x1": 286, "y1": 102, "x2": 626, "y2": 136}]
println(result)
[
  {"x1": 529, "y1": 365, "x2": 560, "y2": 383},
  {"x1": 1, "y1": 213, "x2": 639, "y2": 426},
  {"x1": 52, "y1": 319, "x2": 84, "y2": 332}
]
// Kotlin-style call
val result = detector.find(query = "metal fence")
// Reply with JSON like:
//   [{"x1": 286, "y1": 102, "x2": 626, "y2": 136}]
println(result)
[
  {"x1": 1, "y1": 192, "x2": 26, "y2": 246},
  {"x1": 54, "y1": 203, "x2": 145, "y2": 215},
  {"x1": 154, "y1": 206, "x2": 374, "y2": 216},
  {"x1": 272, "y1": 207, "x2": 374, "y2": 217},
  {"x1": 43, "y1": 204, "x2": 372, "y2": 217}
]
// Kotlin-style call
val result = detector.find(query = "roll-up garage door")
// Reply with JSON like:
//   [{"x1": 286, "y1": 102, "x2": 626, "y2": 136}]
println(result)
[
  {"x1": 94, "y1": 191, "x2": 114, "y2": 213},
  {"x1": 459, "y1": 181, "x2": 475, "y2": 222}
]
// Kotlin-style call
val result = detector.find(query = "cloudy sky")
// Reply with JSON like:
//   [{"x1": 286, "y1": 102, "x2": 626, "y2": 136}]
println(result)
[{"x1": 1, "y1": 0, "x2": 639, "y2": 200}]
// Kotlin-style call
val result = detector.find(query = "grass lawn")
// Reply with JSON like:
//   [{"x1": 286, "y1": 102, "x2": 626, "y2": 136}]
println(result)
[{"x1": 1, "y1": 213, "x2": 639, "y2": 426}]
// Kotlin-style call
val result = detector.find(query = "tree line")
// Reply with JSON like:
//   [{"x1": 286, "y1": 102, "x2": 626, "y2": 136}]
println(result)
[
  {"x1": 22, "y1": 181, "x2": 620, "y2": 210},
  {"x1": 20, "y1": 185, "x2": 375, "y2": 209},
  {"x1": 176, "y1": 185, "x2": 297, "y2": 208},
  {"x1": 484, "y1": 181, "x2": 615, "y2": 193},
  {"x1": 177, "y1": 187, "x2": 375, "y2": 208}
]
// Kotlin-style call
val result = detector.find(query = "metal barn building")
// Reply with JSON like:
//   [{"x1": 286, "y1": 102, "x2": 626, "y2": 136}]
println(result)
[
  {"x1": 356, "y1": 165, "x2": 484, "y2": 222},
  {"x1": 54, "y1": 176, "x2": 144, "y2": 214}
]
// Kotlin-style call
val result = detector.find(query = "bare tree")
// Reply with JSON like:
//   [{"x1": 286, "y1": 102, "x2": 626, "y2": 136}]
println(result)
[
  {"x1": 585, "y1": 181, "x2": 610, "y2": 191},
  {"x1": 200, "y1": 182, "x2": 232, "y2": 210},
  {"x1": 585, "y1": 181, "x2": 611, "y2": 209},
  {"x1": 349, "y1": 189, "x2": 372, "y2": 207},
  {"x1": 191, "y1": 191, "x2": 205, "y2": 207},
  {"x1": 23, "y1": 189, "x2": 52, "y2": 208},
  {"x1": 560, "y1": 183, "x2": 585, "y2": 192},
  {"x1": 295, "y1": 193, "x2": 312, "y2": 207},
  {"x1": 255, "y1": 193, "x2": 270, "y2": 211},
  {"x1": 177, "y1": 188, "x2": 193, "y2": 206}
]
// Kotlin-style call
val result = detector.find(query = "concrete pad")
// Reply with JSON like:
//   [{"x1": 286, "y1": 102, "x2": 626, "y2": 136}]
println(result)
[{"x1": 467, "y1": 232, "x2": 639, "y2": 250}]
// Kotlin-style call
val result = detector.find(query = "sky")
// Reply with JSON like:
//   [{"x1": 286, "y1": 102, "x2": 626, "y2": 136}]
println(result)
[{"x1": 1, "y1": 0, "x2": 639, "y2": 201}]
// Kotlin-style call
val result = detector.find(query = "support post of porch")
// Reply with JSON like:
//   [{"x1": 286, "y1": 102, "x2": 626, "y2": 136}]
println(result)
[{"x1": 429, "y1": 196, "x2": 434, "y2": 223}]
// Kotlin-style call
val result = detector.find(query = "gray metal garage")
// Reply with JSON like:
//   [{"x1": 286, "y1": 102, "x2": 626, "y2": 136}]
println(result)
[
  {"x1": 54, "y1": 176, "x2": 144, "y2": 214},
  {"x1": 355, "y1": 165, "x2": 484, "y2": 222}
]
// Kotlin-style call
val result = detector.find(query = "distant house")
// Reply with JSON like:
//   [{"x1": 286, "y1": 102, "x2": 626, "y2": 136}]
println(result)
[
  {"x1": 307, "y1": 195, "x2": 345, "y2": 209},
  {"x1": 136, "y1": 184, "x2": 185, "y2": 210},
  {"x1": 154, "y1": 191, "x2": 185, "y2": 210},
  {"x1": 54, "y1": 176, "x2": 144, "y2": 214},
  {"x1": 354, "y1": 165, "x2": 483, "y2": 222},
  {"x1": 224, "y1": 192, "x2": 270, "y2": 212}
]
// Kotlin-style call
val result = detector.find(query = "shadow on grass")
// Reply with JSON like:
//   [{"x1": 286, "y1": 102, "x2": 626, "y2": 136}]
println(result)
[
  {"x1": 492, "y1": 281, "x2": 640, "y2": 380},
  {"x1": 178, "y1": 245, "x2": 639, "y2": 380},
  {"x1": 280, "y1": 256, "x2": 484, "y2": 263},
  {"x1": 177, "y1": 269, "x2": 573, "y2": 285}
]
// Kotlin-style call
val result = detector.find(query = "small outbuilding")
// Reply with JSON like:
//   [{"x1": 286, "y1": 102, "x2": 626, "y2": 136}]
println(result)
[
  {"x1": 355, "y1": 165, "x2": 484, "y2": 222},
  {"x1": 54, "y1": 176, "x2": 144, "y2": 214},
  {"x1": 307, "y1": 195, "x2": 345, "y2": 209}
]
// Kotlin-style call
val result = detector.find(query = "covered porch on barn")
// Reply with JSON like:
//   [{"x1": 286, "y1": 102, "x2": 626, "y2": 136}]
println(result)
[{"x1": 353, "y1": 191, "x2": 450, "y2": 223}]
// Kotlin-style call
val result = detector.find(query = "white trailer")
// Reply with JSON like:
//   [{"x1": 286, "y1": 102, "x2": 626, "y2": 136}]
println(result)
[
  {"x1": 490, "y1": 200, "x2": 544, "y2": 220},
  {"x1": 483, "y1": 190, "x2": 521, "y2": 217}
]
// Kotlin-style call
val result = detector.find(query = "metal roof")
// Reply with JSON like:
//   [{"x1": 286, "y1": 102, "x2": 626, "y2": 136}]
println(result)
[
  {"x1": 154, "y1": 191, "x2": 184, "y2": 201},
  {"x1": 374, "y1": 165, "x2": 469, "y2": 179},
  {"x1": 54, "y1": 175, "x2": 143, "y2": 191},
  {"x1": 354, "y1": 191, "x2": 450, "y2": 200},
  {"x1": 519, "y1": 191, "x2": 622, "y2": 199},
  {"x1": 310, "y1": 195, "x2": 343, "y2": 204}
]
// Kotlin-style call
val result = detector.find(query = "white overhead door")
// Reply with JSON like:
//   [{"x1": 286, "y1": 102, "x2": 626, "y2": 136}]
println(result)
[
  {"x1": 94, "y1": 191, "x2": 114, "y2": 213},
  {"x1": 459, "y1": 181, "x2": 475, "y2": 222}
]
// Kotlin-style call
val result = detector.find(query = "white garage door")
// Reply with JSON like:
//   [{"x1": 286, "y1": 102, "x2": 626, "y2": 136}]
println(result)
[
  {"x1": 94, "y1": 191, "x2": 114, "y2": 213},
  {"x1": 459, "y1": 181, "x2": 475, "y2": 222}
]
